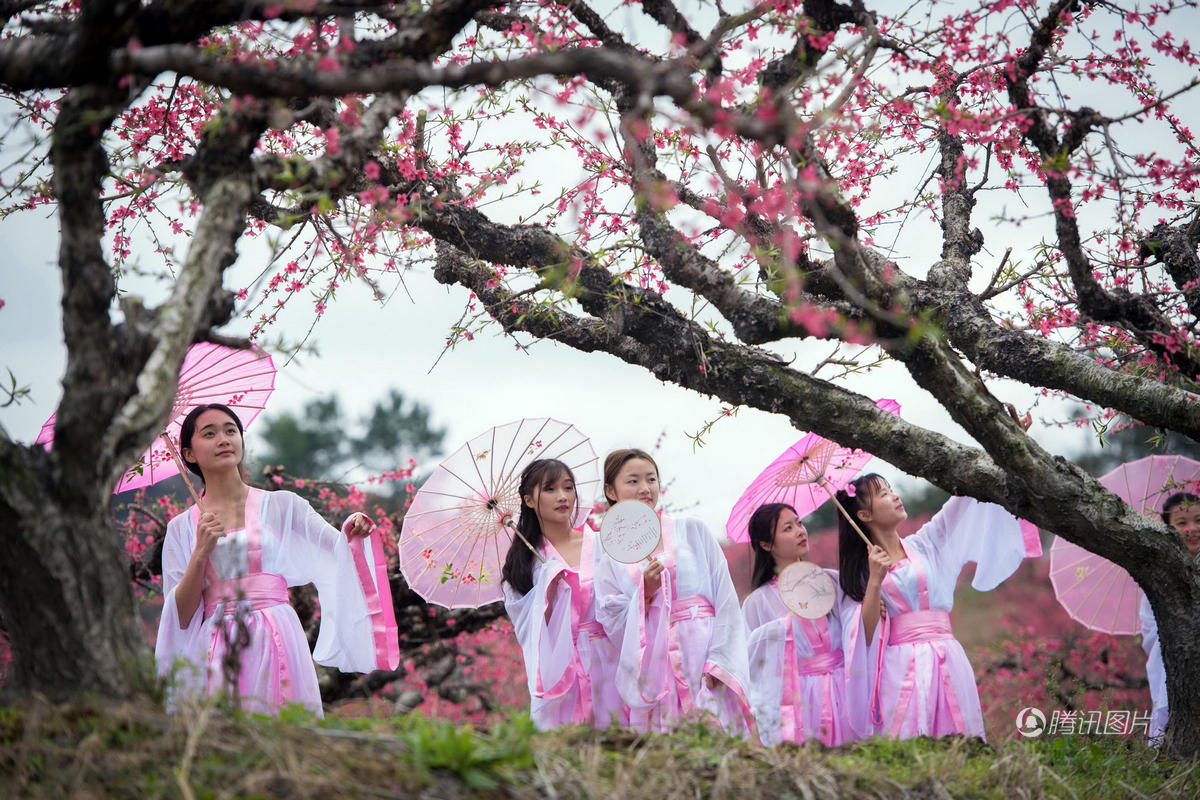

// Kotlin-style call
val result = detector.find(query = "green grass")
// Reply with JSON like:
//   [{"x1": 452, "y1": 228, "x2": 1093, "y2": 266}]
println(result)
[{"x1": 0, "y1": 699, "x2": 1195, "y2": 799}]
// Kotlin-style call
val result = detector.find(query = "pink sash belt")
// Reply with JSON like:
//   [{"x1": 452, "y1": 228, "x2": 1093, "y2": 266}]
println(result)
[
  {"x1": 204, "y1": 573, "x2": 289, "y2": 616},
  {"x1": 887, "y1": 610, "x2": 953, "y2": 645},
  {"x1": 798, "y1": 648, "x2": 845, "y2": 676},
  {"x1": 204, "y1": 572, "x2": 292, "y2": 706},
  {"x1": 578, "y1": 619, "x2": 606, "y2": 638},
  {"x1": 671, "y1": 596, "x2": 715, "y2": 623}
]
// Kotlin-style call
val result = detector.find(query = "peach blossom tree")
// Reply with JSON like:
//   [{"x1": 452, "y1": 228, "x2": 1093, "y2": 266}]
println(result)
[{"x1": 1, "y1": 0, "x2": 1199, "y2": 755}]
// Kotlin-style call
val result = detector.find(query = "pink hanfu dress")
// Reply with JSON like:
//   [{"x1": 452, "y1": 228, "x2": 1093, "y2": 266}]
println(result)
[
  {"x1": 743, "y1": 568, "x2": 871, "y2": 746},
  {"x1": 503, "y1": 530, "x2": 625, "y2": 730},
  {"x1": 593, "y1": 513, "x2": 754, "y2": 736},
  {"x1": 155, "y1": 488, "x2": 399, "y2": 716},
  {"x1": 865, "y1": 496, "x2": 1041, "y2": 739}
]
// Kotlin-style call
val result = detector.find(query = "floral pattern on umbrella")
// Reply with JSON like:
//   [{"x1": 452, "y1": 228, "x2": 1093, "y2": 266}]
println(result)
[{"x1": 399, "y1": 417, "x2": 600, "y2": 609}]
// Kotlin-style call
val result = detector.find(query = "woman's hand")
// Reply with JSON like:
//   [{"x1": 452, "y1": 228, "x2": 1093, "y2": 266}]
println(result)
[
  {"x1": 867, "y1": 544, "x2": 892, "y2": 584},
  {"x1": 345, "y1": 512, "x2": 376, "y2": 539},
  {"x1": 704, "y1": 673, "x2": 720, "y2": 691},
  {"x1": 194, "y1": 511, "x2": 226, "y2": 558},
  {"x1": 643, "y1": 555, "x2": 665, "y2": 604}
]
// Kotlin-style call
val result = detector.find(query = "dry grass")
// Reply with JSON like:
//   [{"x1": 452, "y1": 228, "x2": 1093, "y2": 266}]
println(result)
[{"x1": 0, "y1": 698, "x2": 1196, "y2": 799}]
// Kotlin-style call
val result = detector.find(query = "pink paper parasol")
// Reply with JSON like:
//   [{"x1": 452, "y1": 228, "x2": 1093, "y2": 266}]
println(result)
[
  {"x1": 398, "y1": 417, "x2": 600, "y2": 609},
  {"x1": 36, "y1": 342, "x2": 275, "y2": 494},
  {"x1": 726, "y1": 398, "x2": 901, "y2": 543},
  {"x1": 1050, "y1": 455, "x2": 1200, "y2": 635}
]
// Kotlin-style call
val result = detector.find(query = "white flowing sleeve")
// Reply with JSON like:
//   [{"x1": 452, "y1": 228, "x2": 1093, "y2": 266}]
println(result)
[
  {"x1": 502, "y1": 559, "x2": 574, "y2": 698},
  {"x1": 743, "y1": 587, "x2": 788, "y2": 746},
  {"x1": 593, "y1": 547, "x2": 663, "y2": 711},
  {"x1": 910, "y1": 496, "x2": 1041, "y2": 592},
  {"x1": 833, "y1": 570, "x2": 875, "y2": 740},
  {"x1": 692, "y1": 523, "x2": 753, "y2": 730},
  {"x1": 697, "y1": 526, "x2": 752, "y2": 682},
  {"x1": 154, "y1": 511, "x2": 207, "y2": 681},
  {"x1": 1140, "y1": 593, "x2": 1168, "y2": 741},
  {"x1": 272, "y1": 492, "x2": 398, "y2": 673}
]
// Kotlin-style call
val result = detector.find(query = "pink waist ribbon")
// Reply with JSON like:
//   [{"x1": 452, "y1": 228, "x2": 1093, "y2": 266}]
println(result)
[
  {"x1": 348, "y1": 531, "x2": 400, "y2": 671},
  {"x1": 798, "y1": 648, "x2": 845, "y2": 676},
  {"x1": 659, "y1": 594, "x2": 715, "y2": 710},
  {"x1": 887, "y1": 609, "x2": 953, "y2": 645},
  {"x1": 782, "y1": 625, "x2": 845, "y2": 744},
  {"x1": 203, "y1": 572, "x2": 292, "y2": 706},
  {"x1": 871, "y1": 609, "x2": 965, "y2": 735},
  {"x1": 204, "y1": 572, "x2": 289, "y2": 616}
]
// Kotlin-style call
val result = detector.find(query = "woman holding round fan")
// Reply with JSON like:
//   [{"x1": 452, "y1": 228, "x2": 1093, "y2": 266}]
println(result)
[
  {"x1": 592, "y1": 448, "x2": 753, "y2": 736},
  {"x1": 742, "y1": 503, "x2": 870, "y2": 746},
  {"x1": 837, "y1": 471, "x2": 1040, "y2": 740},
  {"x1": 154, "y1": 403, "x2": 398, "y2": 716},
  {"x1": 501, "y1": 458, "x2": 624, "y2": 729}
]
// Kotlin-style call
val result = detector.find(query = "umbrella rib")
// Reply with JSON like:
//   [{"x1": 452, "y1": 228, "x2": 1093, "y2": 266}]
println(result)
[
  {"x1": 1075, "y1": 562, "x2": 1124, "y2": 628},
  {"x1": 446, "y1": 519, "x2": 491, "y2": 608},
  {"x1": 501, "y1": 418, "x2": 542, "y2": 488},
  {"x1": 537, "y1": 421, "x2": 575, "y2": 455},
  {"x1": 419, "y1": 508, "x2": 489, "y2": 588},
  {"x1": 402, "y1": 501, "x2": 492, "y2": 521},
  {"x1": 440, "y1": 462, "x2": 492, "y2": 500},
  {"x1": 465, "y1": 439, "x2": 494, "y2": 509}
]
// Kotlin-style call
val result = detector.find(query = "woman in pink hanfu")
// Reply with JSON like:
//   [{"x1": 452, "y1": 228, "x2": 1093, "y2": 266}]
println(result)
[
  {"x1": 836, "y1": 472, "x2": 1041, "y2": 740},
  {"x1": 154, "y1": 404, "x2": 399, "y2": 716},
  {"x1": 1139, "y1": 491, "x2": 1200, "y2": 745},
  {"x1": 593, "y1": 449, "x2": 754, "y2": 736},
  {"x1": 502, "y1": 458, "x2": 624, "y2": 730},
  {"x1": 742, "y1": 503, "x2": 870, "y2": 747}
]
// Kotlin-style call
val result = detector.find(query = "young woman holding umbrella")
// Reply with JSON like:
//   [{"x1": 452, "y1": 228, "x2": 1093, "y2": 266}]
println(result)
[
  {"x1": 155, "y1": 403, "x2": 398, "y2": 716},
  {"x1": 836, "y1": 470, "x2": 1040, "y2": 740},
  {"x1": 592, "y1": 448, "x2": 753, "y2": 736},
  {"x1": 501, "y1": 458, "x2": 625, "y2": 729},
  {"x1": 742, "y1": 502, "x2": 871, "y2": 746}
]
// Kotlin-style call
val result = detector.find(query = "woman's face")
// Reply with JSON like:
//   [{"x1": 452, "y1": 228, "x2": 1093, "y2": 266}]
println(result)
[
  {"x1": 182, "y1": 409, "x2": 243, "y2": 474},
  {"x1": 1166, "y1": 503, "x2": 1200, "y2": 557},
  {"x1": 761, "y1": 507, "x2": 808, "y2": 569},
  {"x1": 858, "y1": 481, "x2": 908, "y2": 531},
  {"x1": 524, "y1": 470, "x2": 577, "y2": 528},
  {"x1": 605, "y1": 457, "x2": 660, "y2": 509}
]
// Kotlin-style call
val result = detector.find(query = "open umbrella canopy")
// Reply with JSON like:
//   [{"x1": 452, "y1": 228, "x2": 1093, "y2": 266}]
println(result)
[
  {"x1": 1050, "y1": 454, "x2": 1200, "y2": 635},
  {"x1": 36, "y1": 342, "x2": 275, "y2": 493},
  {"x1": 726, "y1": 398, "x2": 901, "y2": 543},
  {"x1": 398, "y1": 417, "x2": 600, "y2": 609}
]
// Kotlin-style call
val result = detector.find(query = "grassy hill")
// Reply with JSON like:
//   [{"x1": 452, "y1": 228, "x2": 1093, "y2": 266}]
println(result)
[{"x1": 1, "y1": 699, "x2": 1195, "y2": 799}]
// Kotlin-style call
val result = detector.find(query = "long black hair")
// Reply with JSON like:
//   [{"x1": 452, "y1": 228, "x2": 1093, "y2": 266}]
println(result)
[
  {"x1": 748, "y1": 503, "x2": 797, "y2": 590},
  {"x1": 837, "y1": 472, "x2": 892, "y2": 602},
  {"x1": 1161, "y1": 491, "x2": 1200, "y2": 524},
  {"x1": 178, "y1": 403, "x2": 244, "y2": 480},
  {"x1": 502, "y1": 458, "x2": 577, "y2": 596}
]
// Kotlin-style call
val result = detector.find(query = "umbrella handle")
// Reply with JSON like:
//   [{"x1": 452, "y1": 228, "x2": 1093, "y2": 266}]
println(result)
[
  {"x1": 158, "y1": 431, "x2": 203, "y2": 508},
  {"x1": 818, "y1": 477, "x2": 873, "y2": 547},
  {"x1": 505, "y1": 519, "x2": 547, "y2": 564}
]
